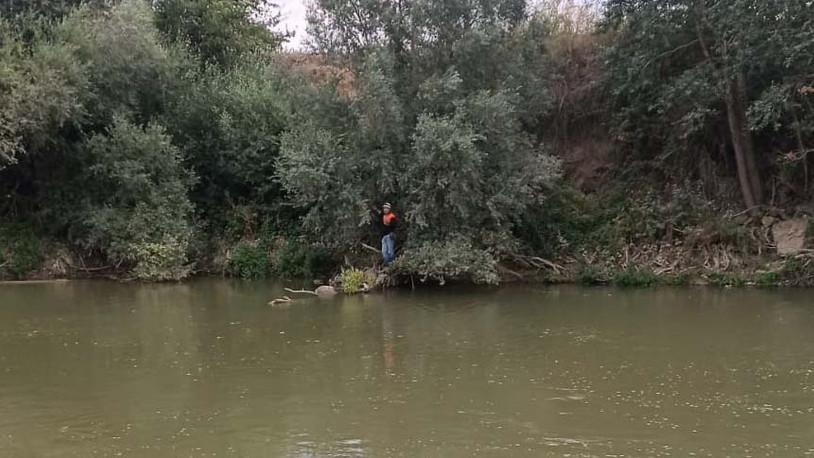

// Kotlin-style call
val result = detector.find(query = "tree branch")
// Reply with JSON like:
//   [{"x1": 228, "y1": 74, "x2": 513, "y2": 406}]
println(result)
[
  {"x1": 360, "y1": 242, "x2": 380, "y2": 254},
  {"x1": 284, "y1": 287, "x2": 318, "y2": 296},
  {"x1": 645, "y1": 39, "x2": 700, "y2": 69}
]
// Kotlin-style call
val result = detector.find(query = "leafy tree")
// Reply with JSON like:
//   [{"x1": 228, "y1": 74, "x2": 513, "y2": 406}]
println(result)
[
  {"x1": 279, "y1": 0, "x2": 561, "y2": 279},
  {"x1": 153, "y1": 0, "x2": 284, "y2": 68},
  {"x1": 78, "y1": 117, "x2": 194, "y2": 280},
  {"x1": 162, "y1": 57, "x2": 291, "y2": 234},
  {"x1": 605, "y1": 0, "x2": 814, "y2": 208},
  {"x1": 0, "y1": 17, "x2": 86, "y2": 170},
  {"x1": 0, "y1": 0, "x2": 96, "y2": 19}
]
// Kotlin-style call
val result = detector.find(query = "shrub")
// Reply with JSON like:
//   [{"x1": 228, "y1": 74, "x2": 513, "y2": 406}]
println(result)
[
  {"x1": 128, "y1": 235, "x2": 190, "y2": 281},
  {"x1": 612, "y1": 266, "x2": 659, "y2": 287},
  {"x1": 663, "y1": 271, "x2": 692, "y2": 286},
  {"x1": 781, "y1": 258, "x2": 814, "y2": 287},
  {"x1": 339, "y1": 267, "x2": 375, "y2": 294},
  {"x1": 78, "y1": 118, "x2": 194, "y2": 281},
  {"x1": 577, "y1": 264, "x2": 605, "y2": 285},
  {"x1": 390, "y1": 237, "x2": 500, "y2": 285},
  {"x1": 0, "y1": 224, "x2": 45, "y2": 279},
  {"x1": 754, "y1": 271, "x2": 782, "y2": 288},
  {"x1": 228, "y1": 241, "x2": 272, "y2": 279},
  {"x1": 707, "y1": 272, "x2": 748, "y2": 287}
]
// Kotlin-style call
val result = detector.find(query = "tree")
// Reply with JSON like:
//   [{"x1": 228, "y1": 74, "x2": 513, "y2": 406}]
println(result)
[
  {"x1": 153, "y1": 0, "x2": 284, "y2": 68},
  {"x1": 279, "y1": 0, "x2": 561, "y2": 280},
  {"x1": 79, "y1": 117, "x2": 194, "y2": 280},
  {"x1": 605, "y1": 0, "x2": 814, "y2": 208}
]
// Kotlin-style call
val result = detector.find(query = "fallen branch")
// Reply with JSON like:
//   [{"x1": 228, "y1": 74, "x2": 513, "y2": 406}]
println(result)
[
  {"x1": 268, "y1": 296, "x2": 293, "y2": 306},
  {"x1": 360, "y1": 242, "x2": 380, "y2": 254},
  {"x1": 727, "y1": 206, "x2": 760, "y2": 219},
  {"x1": 65, "y1": 261, "x2": 113, "y2": 272},
  {"x1": 284, "y1": 287, "x2": 318, "y2": 296}
]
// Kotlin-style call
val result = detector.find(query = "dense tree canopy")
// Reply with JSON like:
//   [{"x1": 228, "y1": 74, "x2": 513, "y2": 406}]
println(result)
[{"x1": 1, "y1": 0, "x2": 813, "y2": 283}]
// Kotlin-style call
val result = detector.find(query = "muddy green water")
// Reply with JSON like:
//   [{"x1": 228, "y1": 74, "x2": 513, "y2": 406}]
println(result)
[{"x1": 1, "y1": 281, "x2": 814, "y2": 457}]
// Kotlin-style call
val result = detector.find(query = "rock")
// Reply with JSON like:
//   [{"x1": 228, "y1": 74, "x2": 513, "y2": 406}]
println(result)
[
  {"x1": 761, "y1": 216, "x2": 776, "y2": 228},
  {"x1": 315, "y1": 285, "x2": 337, "y2": 298},
  {"x1": 772, "y1": 218, "x2": 808, "y2": 256}
]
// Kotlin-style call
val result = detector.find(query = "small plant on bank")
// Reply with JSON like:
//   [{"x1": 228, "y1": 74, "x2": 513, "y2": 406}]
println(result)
[
  {"x1": 780, "y1": 257, "x2": 814, "y2": 287},
  {"x1": 612, "y1": 266, "x2": 659, "y2": 287},
  {"x1": 339, "y1": 267, "x2": 375, "y2": 294},
  {"x1": 577, "y1": 264, "x2": 605, "y2": 285},
  {"x1": 754, "y1": 271, "x2": 782, "y2": 288},
  {"x1": 707, "y1": 272, "x2": 748, "y2": 287}
]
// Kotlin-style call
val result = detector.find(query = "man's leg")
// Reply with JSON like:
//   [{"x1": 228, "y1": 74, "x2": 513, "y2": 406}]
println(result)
[
  {"x1": 384, "y1": 234, "x2": 395, "y2": 263},
  {"x1": 381, "y1": 235, "x2": 389, "y2": 262}
]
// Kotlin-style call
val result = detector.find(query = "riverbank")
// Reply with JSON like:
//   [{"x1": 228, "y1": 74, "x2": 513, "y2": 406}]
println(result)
[
  {"x1": 3, "y1": 193, "x2": 812, "y2": 288},
  {"x1": 5, "y1": 243, "x2": 813, "y2": 289}
]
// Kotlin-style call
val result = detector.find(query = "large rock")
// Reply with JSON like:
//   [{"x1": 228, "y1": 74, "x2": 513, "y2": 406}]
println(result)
[
  {"x1": 773, "y1": 219, "x2": 809, "y2": 256},
  {"x1": 315, "y1": 285, "x2": 337, "y2": 298}
]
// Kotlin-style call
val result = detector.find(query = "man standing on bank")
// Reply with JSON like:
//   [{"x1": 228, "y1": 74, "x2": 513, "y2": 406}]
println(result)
[{"x1": 381, "y1": 203, "x2": 397, "y2": 263}]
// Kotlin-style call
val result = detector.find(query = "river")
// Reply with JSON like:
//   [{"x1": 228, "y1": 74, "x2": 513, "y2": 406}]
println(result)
[{"x1": 0, "y1": 280, "x2": 813, "y2": 457}]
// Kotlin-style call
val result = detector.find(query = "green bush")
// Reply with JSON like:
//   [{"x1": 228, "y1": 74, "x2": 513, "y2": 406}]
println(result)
[
  {"x1": 228, "y1": 241, "x2": 272, "y2": 279},
  {"x1": 663, "y1": 271, "x2": 692, "y2": 286},
  {"x1": 391, "y1": 237, "x2": 500, "y2": 285},
  {"x1": 128, "y1": 236, "x2": 190, "y2": 281},
  {"x1": 781, "y1": 258, "x2": 814, "y2": 287},
  {"x1": 577, "y1": 264, "x2": 605, "y2": 285},
  {"x1": 707, "y1": 272, "x2": 748, "y2": 287},
  {"x1": 339, "y1": 267, "x2": 375, "y2": 294},
  {"x1": 612, "y1": 266, "x2": 659, "y2": 287},
  {"x1": 754, "y1": 271, "x2": 782, "y2": 288},
  {"x1": 77, "y1": 118, "x2": 194, "y2": 281},
  {"x1": 0, "y1": 224, "x2": 45, "y2": 279}
]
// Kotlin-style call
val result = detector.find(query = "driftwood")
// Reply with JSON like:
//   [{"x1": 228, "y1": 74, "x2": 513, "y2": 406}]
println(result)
[
  {"x1": 269, "y1": 285, "x2": 338, "y2": 306},
  {"x1": 284, "y1": 287, "x2": 318, "y2": 295},
  {"x1": 268, "y1": 296, "x2": 293, "y2": 306}
]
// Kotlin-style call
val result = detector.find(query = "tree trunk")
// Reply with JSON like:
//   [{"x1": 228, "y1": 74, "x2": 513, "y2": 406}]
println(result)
[{"x1": 724, "y1": 72, "x2": 763, "y2": 209}]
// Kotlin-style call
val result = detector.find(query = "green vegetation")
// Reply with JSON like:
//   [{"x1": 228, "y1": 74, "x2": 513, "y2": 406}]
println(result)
[
  {"x1": 339, "y1": 268, "x2": 376, "y2": 294},
  {"x1": 390, "y1": 237, "x2": 500, "y2": 285},
  {"x1": 1, "y1": 0, "x2": 813, "y2": 285},
  {"x1": 229, "y1": 241, "x2": 272, "y2": 280},
  {"x1": 612, "y1": 267, "x2": 659, "y2": 288},
  {"x1": 0, "y1": 224, "x2": 45, "y2": 280},
  {"x1": 577, "y1": 265, "x2": 605, "y2": 286}
]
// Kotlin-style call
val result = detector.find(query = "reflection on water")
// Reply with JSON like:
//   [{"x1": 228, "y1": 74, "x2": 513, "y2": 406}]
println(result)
[{"x1": 1, "y1": 281, "x2": 814, "y2": 457}]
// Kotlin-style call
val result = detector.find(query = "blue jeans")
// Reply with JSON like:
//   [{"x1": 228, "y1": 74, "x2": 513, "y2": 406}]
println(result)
[{"x1": 381, "y1": 233, "x2": 395, "y2": 263}]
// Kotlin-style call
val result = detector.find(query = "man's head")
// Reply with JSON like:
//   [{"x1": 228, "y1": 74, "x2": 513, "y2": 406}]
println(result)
[{"x1": 382, "y1": 203, "x2": 392, "y2": 214}]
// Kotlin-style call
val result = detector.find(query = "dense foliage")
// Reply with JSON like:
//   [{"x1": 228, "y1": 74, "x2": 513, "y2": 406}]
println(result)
[
  {"x1": 1, "y1": 0, "x2": 813, "y2": 284},
  {"x1": 605, "y1": 0, "x2": 814, "y2": 208}
]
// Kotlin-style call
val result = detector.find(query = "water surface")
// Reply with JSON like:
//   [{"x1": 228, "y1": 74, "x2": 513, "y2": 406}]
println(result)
[{"x1": 1, "y1": 281, "x2": 813, "y2": 457}]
